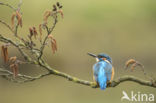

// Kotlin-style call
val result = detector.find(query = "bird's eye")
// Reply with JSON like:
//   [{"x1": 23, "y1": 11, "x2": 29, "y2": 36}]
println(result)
[{"x1": 98, "y1": 55, "x2": 103, "y2": 58}]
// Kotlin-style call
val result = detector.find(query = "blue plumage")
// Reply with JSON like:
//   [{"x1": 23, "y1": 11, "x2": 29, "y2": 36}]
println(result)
[
  {"x1": 88, "y1": 53, "x2": 114, "y2": 90},
  {"x1": 93, "y1": 61, "x2": 112, "y2": 90},
  {"x1": 98, "y1": 66, "x2": 107, "y2": 89}
]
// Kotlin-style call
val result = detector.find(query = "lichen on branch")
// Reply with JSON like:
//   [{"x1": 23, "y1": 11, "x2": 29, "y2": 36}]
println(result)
[{"x1": 0, "y1": 1, "x2": 156, "y2": 89}]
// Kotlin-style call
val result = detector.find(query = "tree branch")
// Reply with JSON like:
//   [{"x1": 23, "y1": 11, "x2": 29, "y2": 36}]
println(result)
[
  {"x1": 1, "y1": 33, "x2": 155, "y2": 88},
  {"x1": 0, "y1": 20, "x2": 14, "y2": 33},
  {"x1": 0, "y1": 66, "x2": 156, "y2": 88},
  {"x1": 38, "y1": 18, "x2": 58, "y2": 60},
  {"x1": 0, "y1": 34, "x2": 37, "y2": 64},
  {"x1": 108, "y1": 75, "x2": 156, "y2": 88},
  {"x1": 0, "y1": 1, "x2": 155, "y2": 90},
  {"x1": 0, "y1": 68, "x2": 51, "y2": 83},
  {"x1": 0, "y1": 2, "x2": 16, "y2": 11}
]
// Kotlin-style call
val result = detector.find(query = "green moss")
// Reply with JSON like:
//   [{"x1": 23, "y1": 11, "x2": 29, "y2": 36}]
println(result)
[{"x1": 73, "y1": 77, "x2": 78, "y2": 82}]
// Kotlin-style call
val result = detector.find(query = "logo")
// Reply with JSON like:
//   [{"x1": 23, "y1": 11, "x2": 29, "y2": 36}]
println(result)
[{"x1": 121, "y1": 91, "x2": 155, "y2": 102}]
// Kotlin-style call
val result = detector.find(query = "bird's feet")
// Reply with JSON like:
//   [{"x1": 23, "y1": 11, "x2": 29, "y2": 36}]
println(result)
[{"x1": 91, "y1": 82, "x2": 98, "y2": 88}]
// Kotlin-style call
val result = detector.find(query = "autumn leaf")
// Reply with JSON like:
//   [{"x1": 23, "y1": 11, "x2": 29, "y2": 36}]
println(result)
[
  {"x1": 11, "y1": 12, "x2": 16, "y2": 29},
  {"x1": 28, "y1": 27, "x2": 38, "y2": 40},
  {"x1": 125, "y1": 59, "x2": 136, "y2": 69},
  {"x1": 9, "y1": 56, "x2": 23, "y2": 78},
  {"x1": 9, "y1": 56, "x2": 19, "y2": 78},
  {"x1": 125, "y1": 59, "x2": 144, "y2": 71},
  {"x1": 10, "y1": 63, "x2": 19, "y2": 78},
  {"x1": 9, "y1": 56, "x2": 17, "y2": 63},
  {"x1": 11, "y1": 10, "x2": 22, "y2": 29},
  {"x1": 57, "y1": 9, "x2": 64, "y2": 18},
  {"x1": 33, "y1": 27, "x2": 38, "y2": 39},
  {"x1": 43, "y1": 10, "x2": 51, "y2": 24},
  {"x1": 1, "y1": 45, "x2": 9, "y2": 63},
  {"x1": 51, "y1": 39, "x2": 57, "y2": 54},
  {"x1": 29, "y1": 27, "x2": 33, "y2": 39},
  {"x1": 39, "y1": 24, "x2": 42, "y2": 41},
  {"x1": 16, "y1": 10, "x2": 22, "y2": 27},
  {"x1": 48, "y1": 35, "x2": 57, "y2": 54}
]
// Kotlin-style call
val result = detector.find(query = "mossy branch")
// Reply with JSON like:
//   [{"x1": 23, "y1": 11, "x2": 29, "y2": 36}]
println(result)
[
  {"x1": 0, "y1": 65, "x2": 156, "y2": 88},
  {"x1": 0, "y1": 1, "x2": 156, "y2": 90}
]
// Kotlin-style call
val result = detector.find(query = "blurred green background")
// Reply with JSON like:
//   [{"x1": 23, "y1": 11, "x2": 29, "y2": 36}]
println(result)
[{"x1": 0, "y1": 0, "x2": 156, "y2": 103}]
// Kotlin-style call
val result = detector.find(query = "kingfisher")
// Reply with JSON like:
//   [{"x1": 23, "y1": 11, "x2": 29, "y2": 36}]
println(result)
[{"x1": 88, "y1": 53, "x2": 115, "y2": 90}]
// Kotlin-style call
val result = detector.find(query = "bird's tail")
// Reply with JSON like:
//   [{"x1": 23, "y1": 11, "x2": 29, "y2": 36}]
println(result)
[{"x1": 98, "y1": 68, "x2": 107, "y2": 90}]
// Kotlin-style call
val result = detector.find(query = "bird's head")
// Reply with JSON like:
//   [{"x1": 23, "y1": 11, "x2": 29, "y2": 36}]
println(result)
[{"x1": 88, "y1": 53, "x2": 112, "y2": 64}]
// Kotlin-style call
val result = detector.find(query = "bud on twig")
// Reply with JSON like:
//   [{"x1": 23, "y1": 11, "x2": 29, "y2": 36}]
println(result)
[{"x1": 53, "y1": 4, "x2": 57, "y2": 11}]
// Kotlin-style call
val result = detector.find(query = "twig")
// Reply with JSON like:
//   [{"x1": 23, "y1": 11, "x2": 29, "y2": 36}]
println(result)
[
  {"x1": 108, "y1": 75, "x2": 156, "y2": 88},
  {"x1": 14, "y1": 23, "x2": 19, "y2": 36},
  {"x1": 38, "y1": 18, "x2": 58, "y2": 60},
  {"x1": 0, "y1": 33, "x2": 156, "y2": 88},
  {"x1": 0, "y1": 2, "x2": 16, "y2": 11},
  {"x1": 0, "y1": 34, "x2": 37, "y2": 64},
  {"x1": 0, "y1": 68, "x2": 51, "y2": 83},
  {"x1": 0, "y1": 20, "x2": 14, "y2": 33},
  {"x1": 0, "y1": 1, "x2": 155, "y2": 90},
  {"x1": 0, "y1": 66, "x2": 155, "y2": 88}
]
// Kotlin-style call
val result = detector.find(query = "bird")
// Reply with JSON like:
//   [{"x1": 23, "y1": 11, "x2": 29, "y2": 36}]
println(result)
[{"x1": 88, "y1": 53, "x2": 115, "y2": 90}]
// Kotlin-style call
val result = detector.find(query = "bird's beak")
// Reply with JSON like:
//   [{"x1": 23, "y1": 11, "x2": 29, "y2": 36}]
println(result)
[{"x1": 87, "y1": 52, "x2": 97, "y2": 58}]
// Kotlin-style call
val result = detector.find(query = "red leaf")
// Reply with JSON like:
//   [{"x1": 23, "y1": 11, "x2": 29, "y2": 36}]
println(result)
[
  {"x1": 10, "y1": 63, "x2": 19, "y2": 78},
  {"x1": 33, "y1": 27, "x2": 38, "y2": 39},
  {"x1": 11, "y1": 12, "x2": 16, "y2": 29},
  {"x1": 39, "y1": 24, "x2": 42, "y2": 41},
  {"x1": 57, "y1": 10, "x2": 64, "y2": 18},
  {"x1": 48, "y1": 35, "x2": 57, "y2": 54},
  {"x1": 16, "y1": 10, "x2": 22, "y2": 27},
  {"x1": 1, "y1": 45, "x2": 9, "y2": 63}
]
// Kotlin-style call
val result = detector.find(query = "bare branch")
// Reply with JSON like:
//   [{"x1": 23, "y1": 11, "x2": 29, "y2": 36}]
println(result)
[
  {"x1": 43, "y1": 64, "x2": 156, "y2": 88},
  {"x1": 108, "y1": 75, "x2": 156, "y2": 88},
  {"x1": 0, "y1": 2, "x2": 16, "y2": 11},
  {"x1": 0, "y1": 65, "x2": 155, "y2": 88},
  {"x1": 38, "y1": 18, "x2": 58, "y2": 60},
  {"x1": 0, "y1": 20, "x2": 14, "y2": 33},
  {"x1": 0, "y1": 34, "x2": 37, "y2": 64},
  {"x1": 0, "y1": 1, "x2": 155, "y2": 90},
  {"x1": 0, "y1": 68, "x2": 51, "y2": 83}
]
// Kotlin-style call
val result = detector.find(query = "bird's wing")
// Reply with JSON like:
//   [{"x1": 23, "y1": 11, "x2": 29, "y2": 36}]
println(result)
[
  {"x1": 93, "y1": 61, "x2": 112, "y2": 81},
  {"x1": 98, "y1": 65, "x2": 107, "y2": 90},
  {"x1": 93, "y1": 62, "x2": 101, "y2": 82},
  {"x1": 104, "y1": 62, "x2": 113, "y2": 81},
  {"x1": 93, "y1": 62, "x2": 109, "y2": 90}
]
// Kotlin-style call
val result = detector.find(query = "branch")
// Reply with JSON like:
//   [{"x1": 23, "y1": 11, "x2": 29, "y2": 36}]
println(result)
[
  {"x1": 0, "y1": 2, "x2": 16, "y2": 11},
  {"x1": 0, "y1": 34, "x2": 37, "y2": 64},
  {"x1": 0, "y1": 24, "x2": 155, "y2": 88},
  {"x1": 0, "y1": 68, "x2": 51, "y2": 83},
  {"x1": 41, "y1": 62, "x2": 156, "y2": 88},
  {"x1": 0, "y1": 65, "x2": 156, "y2": 88},
  {"x1": 0, "y1": 20, "x2": 14, "y2": 33},
  {"x1": 0, "y1": 1, "x2": 155, "y2": 90},
  {"x1": 108, "y1": 75, "x2": 156, "y2": 88},
  {"x1": 38, "y1": 18, "x2": 58, "y2": 60}
]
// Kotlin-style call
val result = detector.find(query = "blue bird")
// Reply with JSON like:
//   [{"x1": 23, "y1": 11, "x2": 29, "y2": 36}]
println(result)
[{"x1": 88, "y1": 53, "x2": 115, "y2": 90}]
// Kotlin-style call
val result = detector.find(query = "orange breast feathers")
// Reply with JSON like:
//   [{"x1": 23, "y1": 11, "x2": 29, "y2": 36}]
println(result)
[{"x1": 110, "y1": 67, "x2": 115, "y2": 81}]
